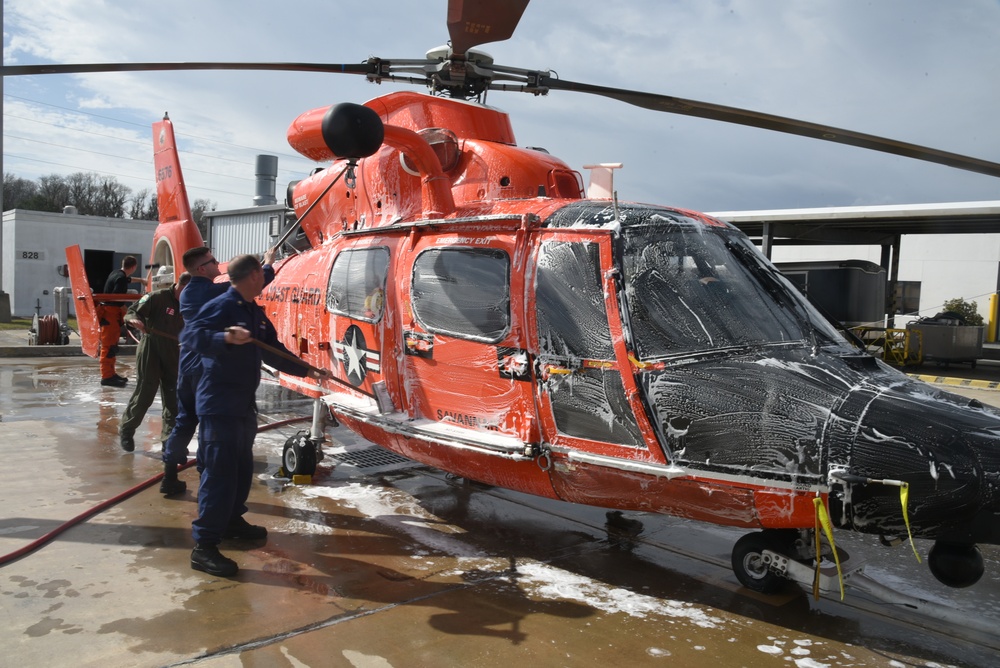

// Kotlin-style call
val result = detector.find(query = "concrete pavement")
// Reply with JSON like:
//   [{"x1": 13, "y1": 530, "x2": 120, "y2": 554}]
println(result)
[{"x1": 1, "y1": 348, "x2": 999, "y2": 667}]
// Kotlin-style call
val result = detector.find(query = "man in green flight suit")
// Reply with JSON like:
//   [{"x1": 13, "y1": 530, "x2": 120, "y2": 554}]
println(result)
[{"x1": 119, "y1": 272, "x2": 192, "y2": 495}]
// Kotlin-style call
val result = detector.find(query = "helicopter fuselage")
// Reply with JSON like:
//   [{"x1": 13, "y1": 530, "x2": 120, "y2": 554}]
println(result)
[
  {"x1": 264, "y1": 191, "x2": 1000, "y2": 548},
  {"x1": 135, "y1": 90, "x2": 1000, "y2": 590}
]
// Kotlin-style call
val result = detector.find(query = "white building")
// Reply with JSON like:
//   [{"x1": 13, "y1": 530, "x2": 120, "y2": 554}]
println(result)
[{"x1": 1, "y1": 208, "x2": 155, "y2": 318}]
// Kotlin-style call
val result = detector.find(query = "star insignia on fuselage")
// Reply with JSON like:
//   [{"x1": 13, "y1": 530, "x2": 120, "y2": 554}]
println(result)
[
  {"x1": 334, "y1": 325, "x2": 381, "y2": 387},
  {"x1": 343, "y1": 327, "x2": 365, "y2": 381}
]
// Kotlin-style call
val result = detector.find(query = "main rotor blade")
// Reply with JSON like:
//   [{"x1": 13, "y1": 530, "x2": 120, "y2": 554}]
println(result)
[
  {"x1": 447, "y1": 0, "x2": 530, "y2": 57},
  {"x1": 542, "y1": 76, "x2": 1000, "y2": 179},
  {"x1": 1, "y1": 62, "x2": 375, "y2": 77}
]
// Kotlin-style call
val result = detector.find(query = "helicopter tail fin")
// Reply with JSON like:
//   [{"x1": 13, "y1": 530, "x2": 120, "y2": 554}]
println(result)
[
  {"x1": 151, "y1": 114, "x2": 204, "y2": 279},
  {"x1": 153, "y1": 114, "x2": 194, "y2": 225}
]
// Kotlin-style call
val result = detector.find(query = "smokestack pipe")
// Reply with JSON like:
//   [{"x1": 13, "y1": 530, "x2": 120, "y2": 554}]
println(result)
[{"x1": 253, "y1": 154, "x2": 279, "y2": 206}]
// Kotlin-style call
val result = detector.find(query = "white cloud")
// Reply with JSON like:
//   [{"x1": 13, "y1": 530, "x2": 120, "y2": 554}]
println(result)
[{"x1": 3, "y1": 0, "x2": 999, "y2": 212}]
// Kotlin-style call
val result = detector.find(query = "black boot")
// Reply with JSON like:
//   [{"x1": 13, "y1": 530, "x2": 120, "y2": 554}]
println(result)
[
  {"x1": 159, "y1": 462, "x2": 187, "y2": 496},
  {"x1": 190, "y1": 544, "x2": 238, "y2": 577},
  {"x1": 224, "y1": 516, "x2": 268, "y2": 541}
]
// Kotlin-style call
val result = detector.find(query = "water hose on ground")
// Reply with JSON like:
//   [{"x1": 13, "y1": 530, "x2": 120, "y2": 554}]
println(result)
[{"x1": 0, "y1": 416, "x2": 309, "y2": 567}]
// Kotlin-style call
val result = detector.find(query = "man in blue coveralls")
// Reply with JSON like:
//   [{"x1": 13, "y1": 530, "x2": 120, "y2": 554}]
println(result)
[
  {"x1": 160, "y1": 246, "x2": 275, "y2": 494},
  {"x1": 181, "y1": 253, "x2": 329, "y2": 577}
]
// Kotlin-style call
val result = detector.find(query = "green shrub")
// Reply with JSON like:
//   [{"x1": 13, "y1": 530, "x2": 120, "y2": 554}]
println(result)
[{"x1": 941, "y1": 298, "x2": 984, "y2": 326}]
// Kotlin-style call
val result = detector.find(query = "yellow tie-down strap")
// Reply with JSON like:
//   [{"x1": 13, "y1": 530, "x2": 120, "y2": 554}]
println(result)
[
  {"x1": 899, "y1": 482, "x2": 922, "y2": 563},
  {"x1": 812, "y1": 478, "x2": 921, "y2": 600},
  {"x1": 866, "y1": 478, "x2": 922, "y2": 563},
  {"x1": 813, "y1": 496, "x2": 845, "y2": 600}
]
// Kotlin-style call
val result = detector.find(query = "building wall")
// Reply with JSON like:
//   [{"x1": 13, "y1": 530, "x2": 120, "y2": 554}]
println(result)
[
  {"x1": 1, "y1": 209, "x2": 155, "y2": 317},
  {"x1": 770, "y1": 234, "x2": 1000, "y2": 324},
  {"x1": 205, "y1": 206, "x2": 285, "y2": 263}
]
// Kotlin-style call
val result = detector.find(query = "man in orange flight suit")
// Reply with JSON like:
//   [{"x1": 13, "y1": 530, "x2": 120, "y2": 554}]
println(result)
[{"x1": 97, "y1": 256, "x2": 139, "y2": 387}]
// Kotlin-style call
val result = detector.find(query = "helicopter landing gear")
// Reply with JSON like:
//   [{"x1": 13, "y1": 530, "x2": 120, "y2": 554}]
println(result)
[
  {"x1": 731, "y1": 530, "x2": 795, "y2": 594},
  {"x1": 281, "y1": 398, "x2": 330, "y2": 477},
  {"x1": 732, "y1": 529, "x2": 866, "y2": 595},
  {"x1": 282, "y1": 431, "x2": 320, "y2": 476}
]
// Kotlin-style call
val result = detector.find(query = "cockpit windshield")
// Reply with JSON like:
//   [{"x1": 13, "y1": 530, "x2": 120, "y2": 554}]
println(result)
[{"x1": 620, "y1": 215, "x2": 845, "y2": 359}]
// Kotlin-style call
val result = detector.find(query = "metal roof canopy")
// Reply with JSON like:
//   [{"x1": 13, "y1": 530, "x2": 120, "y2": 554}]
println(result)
[
  {"x1": 708, "y1": 200, "x2": 1000, "y2": 327},
  {"x1": 710, "y1": 200, "x2": 1000, "y2": 248}
]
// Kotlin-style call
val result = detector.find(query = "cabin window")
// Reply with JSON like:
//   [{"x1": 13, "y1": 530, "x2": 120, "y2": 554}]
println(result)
[
  {"x1": 411, "y1": 247, "x2": 510, "y2": 342},
  {"x1": 326, "y1": 247, "x2": 389, "y2": 323}
]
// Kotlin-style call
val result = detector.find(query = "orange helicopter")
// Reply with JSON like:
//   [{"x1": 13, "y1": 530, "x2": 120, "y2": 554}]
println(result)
[{"x1": 7, "y1": 0, "x2": 1000, "y2": 596}]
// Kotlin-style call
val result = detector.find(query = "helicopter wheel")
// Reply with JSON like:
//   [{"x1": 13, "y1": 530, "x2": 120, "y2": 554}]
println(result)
[
  {"x1": 282, "y1": 432, "x2": 317, "y2": 477},
  {"x1": 731, "y1": 531, "x2": 791, "y2": 594}
]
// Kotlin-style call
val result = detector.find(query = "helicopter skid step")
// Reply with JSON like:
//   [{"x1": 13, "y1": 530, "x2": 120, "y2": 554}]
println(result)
[{"x1": 323, "y1": 393, "x2": 534, "y2": 459}]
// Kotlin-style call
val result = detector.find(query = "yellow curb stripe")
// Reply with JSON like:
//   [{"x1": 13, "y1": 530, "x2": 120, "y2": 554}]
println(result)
[{"x1": 908, "y1": 374, "x2": 1000, "y2": 391}]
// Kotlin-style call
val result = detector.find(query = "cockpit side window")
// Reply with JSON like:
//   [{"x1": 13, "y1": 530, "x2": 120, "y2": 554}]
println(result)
[
  {"x1": 535, "y1": 240, "x2": 644, "y2": 447},
  {"x1": 535, "y1": 241, "x2": 613, "y2": 360},
  {"x1": 327, "y1": 247, "x2": 389, "y2": 323}
]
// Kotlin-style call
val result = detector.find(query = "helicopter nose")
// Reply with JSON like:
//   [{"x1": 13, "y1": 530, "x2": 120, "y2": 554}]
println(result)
[{"x1": 840, "y1": 385, "x2": 1000, "y2": 547}]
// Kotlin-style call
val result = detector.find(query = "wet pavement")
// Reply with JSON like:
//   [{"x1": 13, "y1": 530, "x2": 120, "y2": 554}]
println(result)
[{"x1": 1, "y1": 348, "x2": 999, "y2": 666}]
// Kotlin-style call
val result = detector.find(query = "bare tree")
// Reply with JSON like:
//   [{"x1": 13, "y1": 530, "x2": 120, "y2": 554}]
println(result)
[
  {"x1": 128, "y1": 188, "x2": 158, "y2": 220},
  {"x1": 5, "y1": 172, "x2": 135, "y2": 217},
  {"x1": 66, "y1": 172, "x2": 99, "y2": 214},
  {"x1": 6, "y1": 172, "x2": 205, "y2": 222},
  {"x1": 2, "y1": 173, "x2": 39, "y2": 209},
  {"x1": 146, "y1": 194, "x2": 159, "y2": 222},
  {"x1": 95, "y1": 176, "x2": 130, "y2": 218},
  {"x1": 192, "y1": 198, "x2": 216, "y2": 239},
  {"x1": 33, "y1": 174, "x2": 72, "y2": 212}
]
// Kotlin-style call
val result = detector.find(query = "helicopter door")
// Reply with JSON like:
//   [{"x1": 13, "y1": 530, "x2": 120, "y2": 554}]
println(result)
[
  {"x1": 533, "y1": 237, "x2": 648, "y2": 454},
  {"x1": 325, "y1": 244, "x2": 392, "y2": 398},
  {"x1": 401, "y1": 234, "x2": 534, "y2": 443}
]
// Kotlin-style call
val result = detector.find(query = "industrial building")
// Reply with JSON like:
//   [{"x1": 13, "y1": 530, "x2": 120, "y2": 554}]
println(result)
[
  {"x1": 197, "y1": 153, "x2": 300, "y2": 264},
  {"x1": 202, "y1": 203, "x2": 289, "y2": 265},
  {"x1": 1, "y1": 207, "x2": 155, "y2": 318}
]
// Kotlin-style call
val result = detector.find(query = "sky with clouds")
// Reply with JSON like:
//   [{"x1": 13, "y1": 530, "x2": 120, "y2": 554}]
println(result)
[{"x1": 3, "y1": 0, "x2": 999, "y2": 214}]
